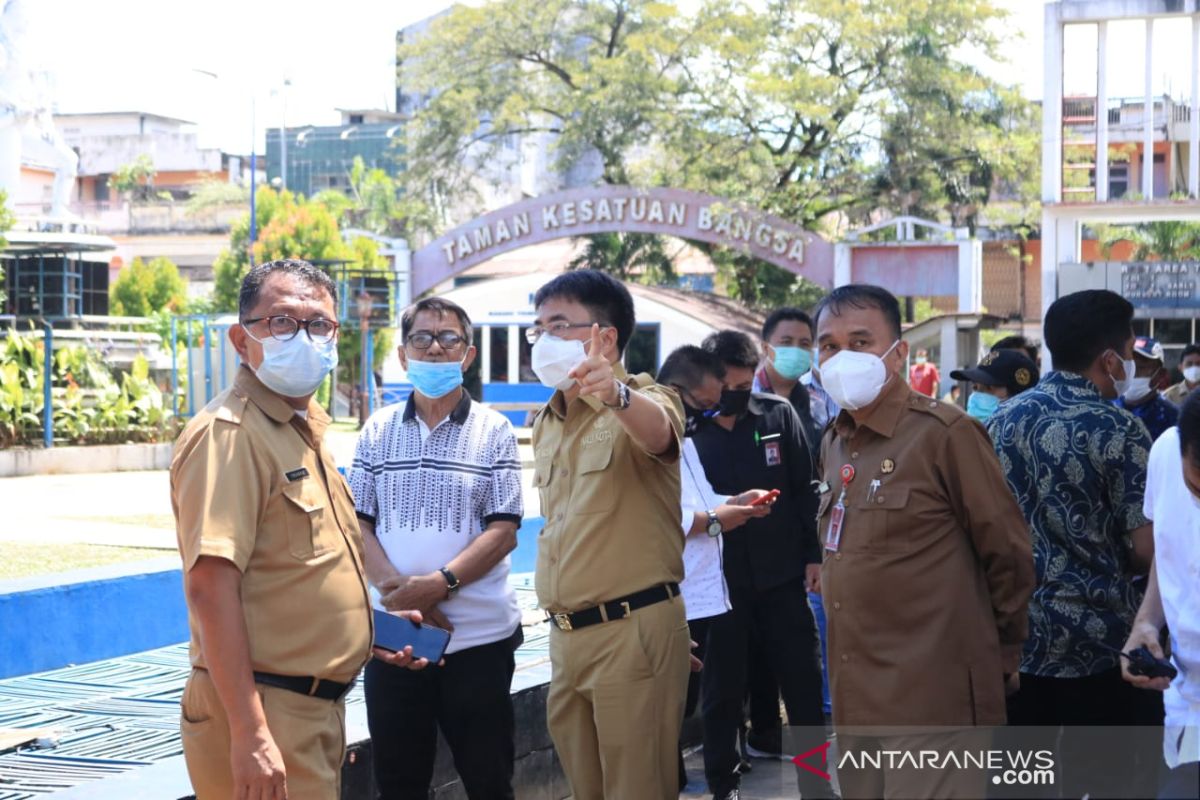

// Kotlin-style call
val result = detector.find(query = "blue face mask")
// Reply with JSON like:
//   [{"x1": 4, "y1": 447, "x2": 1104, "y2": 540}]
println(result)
[
  {"x1": 249, "y1": 332, "x2": 338, "y2": 398},
  {"x1": 406, "y1": 357, "x2": 464, "y2": 399},
  {"x1": 772, "y1": 346, "x2": 813, "y2": 381},
  {"x1": 967, "y1": 391, "x2": 1001, "y2": 422}
]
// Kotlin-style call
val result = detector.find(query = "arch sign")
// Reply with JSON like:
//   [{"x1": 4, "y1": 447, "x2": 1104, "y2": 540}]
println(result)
[{"x1": 410, "y1": 186, "x2": 834, "y2": 296}]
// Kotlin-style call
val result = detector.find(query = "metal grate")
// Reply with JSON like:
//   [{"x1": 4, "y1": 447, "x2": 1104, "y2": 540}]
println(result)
[{"x1": 0, "y1": 573, "x2": 553, "y2": 796}]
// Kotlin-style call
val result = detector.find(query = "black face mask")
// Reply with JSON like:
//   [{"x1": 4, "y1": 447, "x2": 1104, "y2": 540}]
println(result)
[
  {"x1": 719, "y1": 388, "x2": 752, "y2": 417},
  {"x1": 683, "y1": 403, "x2": 711, "y2": 437}
]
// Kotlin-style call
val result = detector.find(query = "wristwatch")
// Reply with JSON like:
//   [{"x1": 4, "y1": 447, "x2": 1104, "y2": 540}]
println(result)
[
  {"x1": 706, "y1": 510, "x2": 723, "y2": 538},
  {"x1": 438, "y1": 567, "x2": 461, "y2": 596},
  {"x1": 603, "y1": 380, "x2": 632, "y2": 411}
]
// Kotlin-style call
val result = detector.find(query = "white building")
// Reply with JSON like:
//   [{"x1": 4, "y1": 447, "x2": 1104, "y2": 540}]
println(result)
[{"x1": 1044, "y1": 0, "x2": 1200, "y2": 366}]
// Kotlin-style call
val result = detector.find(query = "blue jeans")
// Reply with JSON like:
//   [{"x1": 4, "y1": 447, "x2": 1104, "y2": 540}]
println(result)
[{"x1": 807, "y1": 590, "x2": 831, "y2": 714}]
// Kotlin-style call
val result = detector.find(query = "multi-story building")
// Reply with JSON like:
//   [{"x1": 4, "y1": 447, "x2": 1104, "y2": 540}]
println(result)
[
  {"x1": 263, "y1": 108, "x2": 404, "y2": 199},
  {"x1": 1044, "y1": 0, "x2": 1200, "y2": 369}
]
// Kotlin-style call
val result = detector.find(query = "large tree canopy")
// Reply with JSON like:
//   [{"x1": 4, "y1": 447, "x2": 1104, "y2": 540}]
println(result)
[{"x1": 400, "y1": 0, "x2": 1037, "y2": 305}]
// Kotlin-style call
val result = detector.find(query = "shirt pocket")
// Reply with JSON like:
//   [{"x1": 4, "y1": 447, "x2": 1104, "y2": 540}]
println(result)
[
  {"x1": 281, "y1": 479, "x2": 334, "y2": 560},
  {"x1": 850, "y1": 486, "x2": 910, "y2": 553},
  {"x1": 572, "y1": 440, "x2": 615, "y2": 516}
]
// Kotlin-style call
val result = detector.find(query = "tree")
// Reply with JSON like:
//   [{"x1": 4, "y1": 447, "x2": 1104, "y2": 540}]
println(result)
[
  {"x1": 185, "y1": 180, "x2": 249, "y2": 217},
  {"x1": 210, "y1": 186, "x2": 394, "y2": 391},
  {"x1": 108, "y1": 155, "x2": 157, "y2": 203},
  {"x1": 1096, "y1": 221, "x2": 1200, "y2": 261},
  {"x1": 110, "y1": 257, "x2": 188, "y2": 316},
  {"x1": 568, "y1": 232, "x2": 676, "y2": 284}
]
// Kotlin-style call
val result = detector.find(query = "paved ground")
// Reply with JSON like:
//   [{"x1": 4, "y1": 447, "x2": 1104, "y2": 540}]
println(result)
[
  {"x1": 0, "y1": 427, "x2": 540, "y2": 553},
  {"x1": 681, "y1": 748, "x2": 806, "y2": 799}
]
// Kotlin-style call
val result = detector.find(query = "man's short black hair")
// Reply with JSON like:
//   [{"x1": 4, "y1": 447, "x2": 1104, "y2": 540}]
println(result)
[
  {"x1": 1043, "y1": 290, "x2": 1134, "y2": 373},
  {"x1": 1180, "y1": 391, "x2": 1200, "y2": 467},
  {"x1": 813, "y1": 284, "x2": 902, "y2": 340},
  {"x1": 702, "y1": 330, "x2": 760, "y2": 370},
  {"x1": 761, "y1": 307, "x2": 814, "y2": 342},
  {"x1": 1183, "y1": 343, "x2": 1200, "y2": 360},
  {"x1": 992, "y1": 335, "x2": 1040, "y2": 365},
  {"x1": 239, "y1": 258, "x2": 337, "y2": 319},
  {"x1": 533, "y1": 270, "x2": 636, "y2": 354},
  {"x1": 401, "y1": 297, "x2": 474, "y2": 346},
  {"x1": 658, "y1": 345, "x2": 725, "y2": 390}
]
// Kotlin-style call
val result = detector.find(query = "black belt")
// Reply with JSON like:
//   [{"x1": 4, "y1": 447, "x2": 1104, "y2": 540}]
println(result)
[
  {"x1": 252, "y1": 671, "x2": 355, "y2": 701},
  {"x1": 549, "y1": 583, "x2": 679, "y2": 632}
]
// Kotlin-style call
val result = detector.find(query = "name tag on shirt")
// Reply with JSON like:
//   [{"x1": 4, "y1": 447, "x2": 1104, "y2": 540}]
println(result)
[
  {"x1": 764, "y1": 441, "x2": 781, "y2": 467},
  {"x1": 826, "y1": 501, "x2": 845, "y2": 552},
  {"x1": 285, "y1": 467, "x2": 310, "y2": 482}
]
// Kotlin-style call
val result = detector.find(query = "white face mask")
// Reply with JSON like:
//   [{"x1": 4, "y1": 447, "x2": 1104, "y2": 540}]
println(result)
[
  {"x1": 1184, "y1": 366, "x2": 1200, "y2": 385},
  {"x1": 1106, "y1": 350, "x2": 1137, "y2": 399},
  {"x1": 247, "y1": 331, "x2": 338, "y2": 398},
  {"x1": 1121, "y1": 377, "x2": 1153, "y2": 404},
  {"x1": 531, "y1": 334, "x2": 587, "y2": 390},
  {"x1": 817, "y1": 340, "x2": 900, "y2": 411}
]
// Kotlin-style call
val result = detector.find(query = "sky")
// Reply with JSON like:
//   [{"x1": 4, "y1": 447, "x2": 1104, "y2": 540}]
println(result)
[{"x1": 27, "y1": 0, "x2": 1199, "y2": 155}]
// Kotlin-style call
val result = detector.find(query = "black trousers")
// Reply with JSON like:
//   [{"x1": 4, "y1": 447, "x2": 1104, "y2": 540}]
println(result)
[
  {"x1": 1001, "y1": 666, "x2": 1165, "y2": 800},
  {"x1": 364, "y1": 625, "x2": 523, "y2": 800},
  {"x1": 700, "y1": 577, "x2": 825, "y2": 795}
]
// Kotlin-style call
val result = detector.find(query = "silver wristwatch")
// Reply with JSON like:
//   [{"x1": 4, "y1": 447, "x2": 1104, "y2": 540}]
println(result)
[
  {"x1": 706, "y1": 510, "x2": 722, "y2": 538},
  {"x1": 604, "y1": 380, "x2": 632, "y2": 411}
]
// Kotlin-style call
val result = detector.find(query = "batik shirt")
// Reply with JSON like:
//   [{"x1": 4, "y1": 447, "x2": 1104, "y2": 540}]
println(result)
[
  {"x1": 1113, "y1": 393, "x2": 1180, "y2": 443},
  {"x1": 987, "y1": 371, "x2": 1152, "y2": 678}
]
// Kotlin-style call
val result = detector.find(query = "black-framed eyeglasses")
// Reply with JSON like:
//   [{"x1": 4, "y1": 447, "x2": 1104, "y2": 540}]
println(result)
[
  {"x1": 406, "y1": 331, "x2": 468, "y2": 350},
  {"x1": 525, "y1": 321, "x2": 604, "y2": 345},
  {"x1": 242, "y1": 315, "x2": 340, "y2": 343}
]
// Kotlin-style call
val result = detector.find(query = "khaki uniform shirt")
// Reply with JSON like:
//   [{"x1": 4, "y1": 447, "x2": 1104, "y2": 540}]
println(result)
[
  {"x1": 533, "y1": 364, "x2": 685, "y2": 613},
  {"x1": 171, "y1": 366, "x2": 373, "y2": 683},
  {"x1": 818, "y1": 377, "x2": 1034, "y2": 727},
  {"x1": 1164, "y1": 380, "x2": 1196, "y2": 407}
]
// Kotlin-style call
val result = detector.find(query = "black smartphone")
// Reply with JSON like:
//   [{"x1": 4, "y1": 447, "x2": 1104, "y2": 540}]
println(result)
[{"x1": 372, "y1": 609, "x2": 451, "y2": 663}]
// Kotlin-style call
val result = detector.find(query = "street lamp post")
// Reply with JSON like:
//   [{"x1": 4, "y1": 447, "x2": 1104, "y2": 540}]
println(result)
[{"x1": 357, "y1": 290, "x2": 372, "y2": 426}]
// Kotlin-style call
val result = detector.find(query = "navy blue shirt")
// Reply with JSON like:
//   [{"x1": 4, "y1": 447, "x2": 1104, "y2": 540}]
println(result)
[
  {"x1": 1113, "y1": 393, "x2": 1179, "y2": 443},
  {"x1": 987, "y1": 372, "x2": 1151, "y2": 678},
  {"x1": 692, "y1": 393, "x2": 820, "y2": 592}
]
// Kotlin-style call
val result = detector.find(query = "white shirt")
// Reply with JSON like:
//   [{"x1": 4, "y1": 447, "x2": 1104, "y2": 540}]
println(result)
[
  {"x1": 679, "y1": 438, "x2": 732, "y2": 621},
  {"x1": 1144, "y1": 426, "x2": 1200, "y2": 767},
  {"x1": 348, "y1": 391, "x2": 523, "y2": 655}
]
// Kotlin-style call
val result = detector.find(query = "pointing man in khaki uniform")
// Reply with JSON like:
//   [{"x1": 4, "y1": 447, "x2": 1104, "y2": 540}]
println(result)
[
  {"x1": 172, "y1": 258, "x2": 425, "y2": 800},
  {"x1": 528, "y1": 270, "x2": 690, "y2": 800},
  {"x1": 812, "y1": 284, "x2": 1034, "y2": 799}
]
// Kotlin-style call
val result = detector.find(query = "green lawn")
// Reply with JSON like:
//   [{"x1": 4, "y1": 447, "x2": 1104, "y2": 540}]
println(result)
[{"x1": 0, "y1": 542, "x2": 176, "y2": 580}]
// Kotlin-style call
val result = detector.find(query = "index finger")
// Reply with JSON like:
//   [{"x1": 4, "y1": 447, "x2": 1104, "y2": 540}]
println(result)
[{"x1": 587, "y1": 323, "x2": 602, "y2": 358}]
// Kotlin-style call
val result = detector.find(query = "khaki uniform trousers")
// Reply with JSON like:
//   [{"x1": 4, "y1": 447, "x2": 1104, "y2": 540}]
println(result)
[
  {"x1": 180, "y1": 668, "x2": 347, "y2": 800},
  {"x1": 547, "y1": 593, "x2": 690, "y2": 800}
]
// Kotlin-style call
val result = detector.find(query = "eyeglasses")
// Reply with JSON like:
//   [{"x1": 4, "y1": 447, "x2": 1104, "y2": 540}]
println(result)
[
  {"x1": 406, "y1": 331, "x2": 467, "y2": 350},
  {"x1": 242, "y1": 315, "x2": 339, "y2": 343},
  {"x1": 525, "y1": 321, "x2": 605, "y2": 345}
]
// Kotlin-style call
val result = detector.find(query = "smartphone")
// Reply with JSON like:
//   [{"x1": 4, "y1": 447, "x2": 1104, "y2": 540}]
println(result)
[
  {"x1": 749, "y1": 489, "x2": 781, "y2": 506},
  {"x1": 372, "y1": 609, "x2": 452, "y2": 663}
]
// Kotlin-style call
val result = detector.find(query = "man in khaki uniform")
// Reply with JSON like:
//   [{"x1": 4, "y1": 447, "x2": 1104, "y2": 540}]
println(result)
[
  {"x1": 172, "y1": 259, "x2": 423, "y2": 800},
  {"x1": 812, "y1": 285, "x2": 1035, "y2": 800},
  {"x1": 528, "y1": 270, "x2": 690, "y2": 800}
]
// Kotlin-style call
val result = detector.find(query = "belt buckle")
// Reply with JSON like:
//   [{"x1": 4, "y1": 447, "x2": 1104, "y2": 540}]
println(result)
[
  {"x1": 620, "y1": 601, "x2": 632, "y2": 619},
  {"x1": 553, "y1": 613, "x2": 573, "y2": 631}
]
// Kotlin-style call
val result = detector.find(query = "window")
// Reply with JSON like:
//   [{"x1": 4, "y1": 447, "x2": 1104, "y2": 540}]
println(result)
[
  {"x1": 1132, "y1": 318, "x2": 1152, "y2": 338},
  {"x1": 1108, "y1": 163, "x2": 1129, "y2": 199},
  {"x1": 518, "y1": 327, "x2": 537, "y2": 383},
  {"x1": 349, "y1": 114, "x2": 364, "y2": 124},
  {"x1": 624, "y1": 324, "x2": 660, "y2": 376},
  {"x1": 1153, "y1": 318, "x2": 1192, "y2": 345},
  {"x1": 489, "y1": 326, "x2": 509, "y2": 383}
]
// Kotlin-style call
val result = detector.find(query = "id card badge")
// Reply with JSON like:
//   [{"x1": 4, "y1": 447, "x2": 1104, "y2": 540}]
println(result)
[{"x1": 826, "y1": 499, "x2": 845, "y2": 552}]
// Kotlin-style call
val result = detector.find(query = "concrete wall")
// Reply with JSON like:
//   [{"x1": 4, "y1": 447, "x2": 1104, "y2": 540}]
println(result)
[
  {"x1": 0, "y1": 558, "x2": 186, "y2": 678},
  {"x1": 0, "y1": 443, "x2": 173, "y2": 478}
]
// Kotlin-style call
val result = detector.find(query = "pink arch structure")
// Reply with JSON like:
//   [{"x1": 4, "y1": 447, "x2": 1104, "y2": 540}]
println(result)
[{"x1": 409, "y1": 186, "x2": 835, "y2": 296}]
